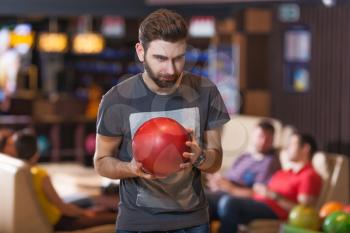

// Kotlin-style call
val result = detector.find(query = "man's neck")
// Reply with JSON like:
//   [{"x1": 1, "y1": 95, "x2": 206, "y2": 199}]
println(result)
[
  {"x1": 142, "y1": 72, "x2": 183, "y2": 95},
  {"x1": 251, "y1": 148, "x2": 273, "y2": 160},
  {"x1": 251, "y1": 152, "x2": 264, "y2": 161},
  {"x1": 289, "y1": 160, "x2": 309, "y2": 173}
]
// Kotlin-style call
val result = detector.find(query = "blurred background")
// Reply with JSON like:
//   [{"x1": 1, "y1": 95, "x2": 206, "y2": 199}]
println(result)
[
  {"x1": 2, "y1": 1, "x2": 350, "y2": 233},
  {"x1": 0, "y1": 0, "x2": 347, "y2": 165}
]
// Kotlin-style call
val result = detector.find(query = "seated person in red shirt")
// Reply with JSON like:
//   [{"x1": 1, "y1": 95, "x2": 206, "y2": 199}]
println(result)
[
  {"x1": 206, "y1": 120, "x2": 280, "y2": 204},
  {"x1": 210, "y1": 132, "x2": 322, "y2": 233},
  {"x1": 4, "y1": 129, "x2": 116, "y2": 231}
]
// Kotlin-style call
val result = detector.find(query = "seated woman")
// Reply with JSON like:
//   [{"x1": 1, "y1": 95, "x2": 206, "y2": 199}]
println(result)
[{"x1": 4, "y1": 129, "x2": 116, "y2": 231}]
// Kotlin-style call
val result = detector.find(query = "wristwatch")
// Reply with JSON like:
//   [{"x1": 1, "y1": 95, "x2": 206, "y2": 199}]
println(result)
[{"x1": 193, "y1": 153, "x2": 206, "y2": 168}]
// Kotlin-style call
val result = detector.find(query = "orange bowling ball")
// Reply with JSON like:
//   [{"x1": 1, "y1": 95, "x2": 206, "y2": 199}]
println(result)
[{"x1": 319, "y1": 201, "x2": 344, "y2": 219}]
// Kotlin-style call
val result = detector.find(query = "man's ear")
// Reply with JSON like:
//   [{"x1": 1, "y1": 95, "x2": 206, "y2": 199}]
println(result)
[
  {"x1": 302, "y1": 144, "x2": 311, "y2": 158},
  {"x1": 135, "y1": 42, "x2": 145, "y2": 62}
]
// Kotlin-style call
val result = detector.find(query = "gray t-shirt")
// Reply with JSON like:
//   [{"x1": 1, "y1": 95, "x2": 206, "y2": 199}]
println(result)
[{"x1": 97, "y1": 72, "x2": 230, "y2": 231}]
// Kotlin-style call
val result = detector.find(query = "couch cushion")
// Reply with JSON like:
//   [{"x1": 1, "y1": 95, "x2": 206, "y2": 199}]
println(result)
[
  {"x1": 0, "y1": 153, "x2": 52, "y2": 233},
  {"x1": 221, "y1": 115, "x2": 283, "y2": 171}
]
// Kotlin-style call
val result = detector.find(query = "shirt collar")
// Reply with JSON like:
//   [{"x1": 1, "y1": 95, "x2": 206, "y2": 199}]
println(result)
[{"x1": 288, "y1": 162, "x2": 312, "y2": 174}]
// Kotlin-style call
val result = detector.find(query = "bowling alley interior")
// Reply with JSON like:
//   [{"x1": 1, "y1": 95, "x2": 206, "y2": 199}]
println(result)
[{"x1": 1, "y1": 0, "x2": 350, "y2": 233}]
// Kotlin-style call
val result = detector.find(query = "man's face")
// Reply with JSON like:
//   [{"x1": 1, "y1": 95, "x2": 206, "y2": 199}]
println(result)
[
  {"x1": 252, "y1": 127, "x2": 274, "y2": 154},
  {"x1": 142, "y1": 39, "x2": 186, "y2": 88},
  {"x1": 286, "y1": 135, "x2": 303, "y2": 162}
]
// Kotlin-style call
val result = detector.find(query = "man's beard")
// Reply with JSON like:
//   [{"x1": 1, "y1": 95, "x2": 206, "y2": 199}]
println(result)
[{"x1": 144, "y1": 60, "x2": 181, "y2": 88}]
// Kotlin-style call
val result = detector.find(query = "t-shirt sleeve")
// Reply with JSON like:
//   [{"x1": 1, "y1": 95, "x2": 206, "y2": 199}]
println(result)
[
  {"x1": 298, "y1": 171, "x2": 322, "y2": 197},
  {"x1": 96, "y1": 93, "x2": 124, "y2": 137},
  {"x1": 223, "y1": 154, "x2": 245, "y2": 180},
  {"x1": 206, "y1": 86, "x2": 230, "y2": 130}
]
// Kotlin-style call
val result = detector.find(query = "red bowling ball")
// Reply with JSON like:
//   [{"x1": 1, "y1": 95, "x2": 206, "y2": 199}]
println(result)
[
  {"x1": 132, "y1": 117, "x2": 190, "y2": 177},
  {"x1": 343, "y1": 205, "x2": 350, "y2": 214}
]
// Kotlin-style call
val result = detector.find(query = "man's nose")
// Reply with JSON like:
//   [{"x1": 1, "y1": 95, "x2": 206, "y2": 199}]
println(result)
[{"x1": 165, "y1": 61, "x2": 176, "y2": 75}]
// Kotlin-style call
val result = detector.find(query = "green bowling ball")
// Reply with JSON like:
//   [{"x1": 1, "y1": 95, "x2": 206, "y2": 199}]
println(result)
[{"x1": 323, "y1": 211, "x2": 350, "y2": 233}]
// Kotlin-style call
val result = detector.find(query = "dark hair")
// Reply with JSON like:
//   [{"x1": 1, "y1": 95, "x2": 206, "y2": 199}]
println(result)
[
  {"x1": 295, "y1": 133, "x2": 318, "y2": 157},
  {"x1": 257, "y1": 120, "x2": 275, "y2": 135},
  {"x1": 138, "y1": 9, "x2": 188, "y2": 50},
  {"x1": 13, "y1": 129, "x2": 38, "y2": 161}
]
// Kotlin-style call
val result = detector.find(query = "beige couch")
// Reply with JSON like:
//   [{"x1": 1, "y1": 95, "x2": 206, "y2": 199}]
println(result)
[{"x1": 0, "y1": 153, "x2": 115, "y2": 233}]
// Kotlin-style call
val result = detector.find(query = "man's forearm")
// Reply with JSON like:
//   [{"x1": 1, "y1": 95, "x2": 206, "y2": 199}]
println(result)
[
  {"x1": 276, "y1": 196, "x2": 297, "y2": 211},
  {"x1": 269, "y1": 191, "x2": 297, "y2": 211},
  {"x1": 198, "y1": 148, "x2": 222, "y2": 173},
  {"x1": 231, "y1": 186, "x2": 253, "y2": 198},
  {"x1": 94, "y1": 155, "x2": 136, "y2": 179}
]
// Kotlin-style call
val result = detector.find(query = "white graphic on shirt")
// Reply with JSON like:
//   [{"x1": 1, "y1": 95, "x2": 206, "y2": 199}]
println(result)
[{"x1": 129, "y1": 107, "x2": 202, "y2": 211}]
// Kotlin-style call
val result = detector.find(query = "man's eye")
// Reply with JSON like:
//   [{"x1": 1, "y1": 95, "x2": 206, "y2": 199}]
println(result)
[{"x1": 175, "y1": 56, "x2": 184, "y2": 62}]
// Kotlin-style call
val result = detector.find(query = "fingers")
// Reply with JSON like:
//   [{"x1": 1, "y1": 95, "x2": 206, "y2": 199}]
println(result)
[
  {"x1": 183, "y1": 151, "x2": 199, "y2": 167},
  {"x1": 253, "y1": 183, "x2": 265, "y2": 191},
  {"x1": 185, "y1": 141, "x2": 194, "y2": 147},
  {"x1": 140, "y1": 172, "x2": 156, "y2": 179},
  {"x1": 185, "y1": 128, "x2": 194, "y2": 134},
  {"x1": 83, "y1": 210, "x2": 96, "y2": 218},
  {"x1": 184, "y1": 143, "x2": 201, "y2": 162},
  {"x1": 253, "y1": 184, "x2": 267, "y2": 196},
  {"x1": 184, "y1": 128, "x2": 203, "y2": 163},
  {"x1": 185, "y1": 128, "x2": 195, "y2": 142},
  {"x1": 252, "y1": 184, "x2": 260, "y2": 193},
  {"x1": 138, "y1": 166, "x2": 156, "y2": 179},
  {"x1": 179, "y1": 162, "x2": 192, "y2": 169},
  {"x1": 135, "y1": 161, "x2": 142, "y2": 169},
  {"x1": 183, "y1": 151, "x2": 195, "y2": 159},
  {"x1": 207, "y1": 178, "x2": 219, "y2": 192},
  {"x1": 138, "y1": 171, "x2": 156, "y2": 179},
  {"x1": 131, "y1": 160, "x2": 156, "y2": 179},
  {"x1": 185, "y1": 139, "x2": 200, "y2": 149}
]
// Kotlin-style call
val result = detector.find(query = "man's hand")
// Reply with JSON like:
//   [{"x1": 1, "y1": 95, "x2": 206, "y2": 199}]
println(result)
[
  {"x1": 128, "y1": 158, "x2": 156, "y2": 179},
  {"x1": 206, "y1": 173, "x2": 221, "y2": 191},
  {"x1": 180, "y1": 128, "x2": 202, "y2": 169},
  {"x1": 207, "y1": 173, "x2": 235, "y2": 193},
  {"x1": 217, "y1": 178, "x2": 236, "y2": 193},
  {"x1": 253, "y1": 183, "x2": 269, "y2": 197},
  {"x1": 82, "y1": 209, "x2": 96, "y2": 218}
]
